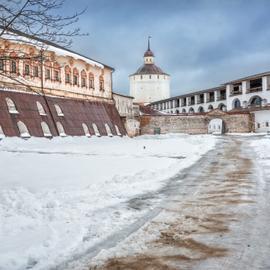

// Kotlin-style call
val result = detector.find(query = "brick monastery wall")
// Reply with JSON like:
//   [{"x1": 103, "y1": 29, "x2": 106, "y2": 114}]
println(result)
[
  {"x1": 140, "y1": 112, "x2": 253, "y2": 135},
  {"x1": 0, "y1": 90, "x2": 126, "y2": 137}
]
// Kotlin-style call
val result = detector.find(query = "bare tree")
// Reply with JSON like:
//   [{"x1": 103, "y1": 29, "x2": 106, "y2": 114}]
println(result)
[{"x1": 0, "y1": 0, "x2": 87, "y2": 47}]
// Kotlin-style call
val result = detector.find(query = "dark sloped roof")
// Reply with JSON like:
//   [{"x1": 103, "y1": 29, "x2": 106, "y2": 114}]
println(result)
[
  {"x1": 131, "y1": 63, "x2": 169, "y2": 76},
  {"x1": 144, "y1": 49, "x2": 154, "y2": 57}
]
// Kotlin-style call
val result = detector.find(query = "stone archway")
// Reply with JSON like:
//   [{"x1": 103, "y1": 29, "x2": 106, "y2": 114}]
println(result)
[{"x1": 208, "y1": 118, "x2": 224, "y2": 135}]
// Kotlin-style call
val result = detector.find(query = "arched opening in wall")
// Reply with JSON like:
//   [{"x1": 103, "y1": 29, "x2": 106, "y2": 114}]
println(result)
[
  {"x1": 208, "y1": 118, "x2": 224, "y2": 135},
  {"x1": 232, "y1": 98, "x2": 241, "y2": 109},
  {"x1": 176, "y1": 109, "x2": 179, "y2": 114},
  {"x1": 6, "y1": 97, "x2": 18, "y2": 114},
  {"x1": 56, "y1": 122, "x2": 66, "y2": 137},
  {"x1": 36, "y1": 101, "x2": 46, "y2": 116},
  {"x1": 54, "y1": 104, "x2": 64, "y2": 116},
  {"x1": 115, "y1": 125, "x2": 122, "y2": 136},
  {"x1": 198, "y1": 106, "x2": 204, "y2": 113},
  {"x1": 73, "y1": 67, "x2": 79, "y2": 86},
  {"x1": 41, "y1": 121, "x2": 52, "y2": 137},
  {"x1": 208, "y1": 105, "x2": 214, "y2": 111},
  {"x1": 65, "y1": 65, "x2": 71, "y2": 84},
  {"x1": 249, "y1": 95, "x2": 262, "y2": 107},
  {"x1": 182, "y1": 108, "x2": 186, "y2": 113},
  {"x1": 218, "y1": 103, "x2": 227, "y2": 112},
  {"x1": 104, "y1": 123, "x2": 113, "y2": 137},
  {"x1": 0, "y1": 125, "x2": 5, "y2": 139},
  {"x1": 82, "y1": 123, "x2": 91, "y2": 137},
  {"x1": 92, "y1": 123, "x2": 101, "y2": 137},
  {"x1": 17, "y1": 121, "x2": 30, "y2": 138},
  {"x1": 188, "y1": 107, "x2": 194, "y2": 114},
  {"x1": 99, "y1": 75, "x2": 104, "y2": 91}
]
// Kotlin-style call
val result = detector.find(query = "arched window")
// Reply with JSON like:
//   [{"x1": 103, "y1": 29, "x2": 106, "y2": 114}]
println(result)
[
  {"x1": 73, "y1": 68, "x2": 79, "y2": 86},
  {"x1": 92, "y1": 123, "x2": 100, "y2": 137},
  {"x1": 0, "y1": 125, "x2": 5, "y2": 139},
  {"x1": 218, "y1": 103, "x2": 227, "y2": 111},
  {"x1": 56, "y1": 122, "x2": 66, "y2": 137},
  {"x1": 44, "y1": 61, "x2": 52, "y2": 80},
  {"x1": 99, "y1": 75, "x2": 104, "y2": 91},
  {"x1": 176, "y1": 109, "x2": 179, "y2": 114},
  {"x1": 81, "y1": 70, "x2": 87, "y2": 88},
  {"x1": 115, "y1": 125, "x2": 121, "y2": 136},
  {"x1": 249, "y1": 96, "x2": 262, "y2": 107},
  {"x1": 41, "y1": 121, "x2": 52, "y2": 137},
  {"x1": 104, "y1": 123, "x2": 113, "y2": 136},
  {"x1": 208, "y1": 105, "x2": 214, "y2": 111},
  {"x1": 232, "y1": 99, "x2": 241, "y2": 109},
  {"x1": 198, "y1": 106, "x2": 204, "y2": 113},
  {"x1": 54, "y1": 104, "x2": 64, "y2": 116},
  {"x1": 24, "y1": 62, "x2": 30, "y2": 76},
  {"x1": 89, "y1": 73, "x2": 94, "y2": 89},
  {"x1": 65, "y1": 65, "x2": 71, "y2": 84},
  {"x1": 17, "y1": 121, "x2": 30, "y2": 138},
  {"x1": 189, "y1": 107, "x2": 194, "y2": 113},
  {"x1": 82, "y1": 123, "x2": 91, "y2": 137},
  {"x1": 36, "y1": 101, "x2": 46, "y2": 116},
  {"x1": 6, "y1": 97, "x2": 18, "y2": 114}
]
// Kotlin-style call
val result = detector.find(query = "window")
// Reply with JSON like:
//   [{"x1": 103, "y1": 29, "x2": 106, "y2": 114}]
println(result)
[
  {"x1": 56, "y1": 122, "x2": 66, "y2": 137},
  {"x1": 33, "y1": 66, "x2": 39, "y2": 77},
  {"x1": 0, "y1": 59, "x2": 4, "y2": 71},
  {"x1": 11, "y1": 60, "x2": 16, "y2": 73},
  {"x1": 73, "y1": 75, "x2": 78, "y2": 85},
  {"x1": 65, "y1": 73, "x2": 70, "y2": 84},
  {"x1": 89, "y1": 73, "x2": 94, "y2": 88},
  {"x1": 41, "y1": 121, "x2": 52, "y2": 137},
  {"x1": 99, "y1": 76, "x2": 104, "y2": 91},
  {"x1": 54, "y1": 104, "x2": 64, "y2": 116},
  {"x1": 65, "y1": 65, "x2": 71, "y2": 84},
  {"x1": 45, "y1": 69, "x2": 50, "y2": 80},
  {"x1": 36, "y1": 101, "x2": 46, "y2": 116},
  {"x1": 6, "y1": 97, "x2": 18, "y2": 114},
  {"x1": 81, "y1": 77, "x2": 86, "y2": 87},
  {"x1": 257, "y1": 123, "x2": 260, "y2": 129},
  {"x1": 82, "y1": 123, "x2": 91, "y2": 137},
  {"x1": 149, "y1": 75, "x2": 151, "y2": 79},
  {"x1": 266, "y1": 122, "x2": 269, "y2": 127},
  {"x1": 92, "y1": 123, "x2": 100, "y2": 137},
  {"x1": 104, "y1": 123, "x2": 113, "y2": 137},
  {"x1": 54, "y1": 70, "x2": 60, "y2": 81},
  {"x1": 24, "y1": 64, "x2": 30, "y2": 76},
  {"x1": 115, "y1": 125, "x2": 121, "y2": 136},
  {"x1": 17, "y1": 121, "x2": 30, "y2": 138}
]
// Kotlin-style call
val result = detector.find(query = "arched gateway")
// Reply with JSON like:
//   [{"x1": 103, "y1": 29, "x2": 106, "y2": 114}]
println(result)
[{"x1": 208, "y1": 118, "x2": 224, "y2": 135}]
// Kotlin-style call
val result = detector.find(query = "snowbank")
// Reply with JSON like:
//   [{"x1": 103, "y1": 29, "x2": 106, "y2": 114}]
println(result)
[{"x1": 0, "y1": 134, "x2": 216, "y2": 270}]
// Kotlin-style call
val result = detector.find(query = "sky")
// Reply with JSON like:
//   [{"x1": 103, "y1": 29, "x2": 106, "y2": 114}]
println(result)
[{"x1": 64, "y1": 0, "x2": 270, "y2": 96}]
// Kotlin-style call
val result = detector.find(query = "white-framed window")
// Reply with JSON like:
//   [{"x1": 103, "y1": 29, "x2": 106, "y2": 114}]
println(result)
[
  {"x1": 114, "y1": 125, "x2": 121, "y2": 136},
  {"x1": 17, "y1": 121, "x2": 30, "y2": 138},
  {"x1": 82, "y1": 123, "x2": 91, "y2": 137},
  {"x1": 54, "y1": 104, "x2": 64, "y2": 116},
  {"x1": 36, "y1": 101, "x2": 46, "y2": 116},
  {"x1": 92, "y1": 123, "x2": 100, "y2": 137},
  {"x1": 6, "y1": 97, "x2": 18, "y2": 114},
  {"x1": 104, "y1": 123, "x2": 113, "y2": 137},
  {"x1": 41, "y1": 121, "x2": 52, "y2": 137},
  {"x1": 56, "y1": 122, "x2": 66, "y2": 137}
]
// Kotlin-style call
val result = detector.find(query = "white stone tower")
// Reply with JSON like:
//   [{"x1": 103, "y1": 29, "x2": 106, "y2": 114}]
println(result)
[{"x1": 129, "y1": 37, "x2": 170, "y2": 104}]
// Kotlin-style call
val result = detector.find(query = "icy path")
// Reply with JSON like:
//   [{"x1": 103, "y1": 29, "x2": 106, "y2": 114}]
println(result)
[{"x1": 85, "y1": 136, "x2": 270, "y2": 270}]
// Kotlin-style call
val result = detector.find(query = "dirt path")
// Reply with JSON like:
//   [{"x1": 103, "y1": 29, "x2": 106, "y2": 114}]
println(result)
[{"x1": 88, "y1": 136, "x2": 270, "y2": 270}]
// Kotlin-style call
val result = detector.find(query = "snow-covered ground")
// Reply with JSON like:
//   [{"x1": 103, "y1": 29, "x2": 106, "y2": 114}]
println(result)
[{"x1": 0, "y1": 134, "x2": 216, "y2": 270}]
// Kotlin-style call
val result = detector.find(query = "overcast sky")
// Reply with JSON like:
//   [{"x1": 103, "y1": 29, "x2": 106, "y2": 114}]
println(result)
[{"x1": 65, "y1": 0, "x2": 270, "y2": 96}]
